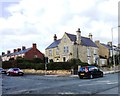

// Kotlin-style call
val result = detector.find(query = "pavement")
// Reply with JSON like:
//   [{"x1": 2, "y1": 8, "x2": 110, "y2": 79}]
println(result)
[{"x1": 44, "y1": 70, "x2": 120, "y2": 77}]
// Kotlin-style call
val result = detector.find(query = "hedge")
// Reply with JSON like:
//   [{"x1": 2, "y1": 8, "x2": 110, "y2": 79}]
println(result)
[{"x1": 2, "y1": 58, "x2": 98, "y2": 70}]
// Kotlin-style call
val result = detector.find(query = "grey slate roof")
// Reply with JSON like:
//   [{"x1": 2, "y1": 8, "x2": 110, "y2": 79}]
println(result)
[
  {"x1": 2, "y1": 48, "x2": 32, "y2": 57},
  {"x1": 46, "y1": 39, "x2": 61, "y2": 49},
  {"x1": 46, "y1": 32, "x2": 98, "y2": 49},
  {"x1": 66, "y1": 32, "x2": 98, "y2": 47},
  {"x1": 101, "y1": 43, "x2": 112, "y2": 50}
]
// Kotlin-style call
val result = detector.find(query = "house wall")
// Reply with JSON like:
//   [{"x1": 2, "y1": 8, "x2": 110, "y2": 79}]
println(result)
[
  {"x1": 58, "y1": 33, "x2": 74, "y2": 62},
  {"x1": 45, "y1": 33, "x2": 74, "y2": 62},
  {"x1": 45, "y1": 33, "x2": 99, "y2": 64},
  {"x1": 95, "y1": 41, "x2": 109, "y2": 58},
  {"x1": 25, "y1": 48, "x2": 44, "y2": 60},
  {"x1": 75, "y1": 45, "x2": 99, "y2": 64}
]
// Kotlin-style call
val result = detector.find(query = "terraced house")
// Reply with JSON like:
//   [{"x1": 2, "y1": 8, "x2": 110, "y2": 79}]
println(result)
[
  {"x1": 1, "y1": 43, "x2": 44, "y2": 61},
  {"x1": 45, "y1": 28, "x2": 99, "y2": 65}
]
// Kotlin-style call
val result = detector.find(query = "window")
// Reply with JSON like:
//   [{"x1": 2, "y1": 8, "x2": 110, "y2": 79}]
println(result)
[
  {"x1": 87, "y1": 48, "x2": 91, "y2": 56},
  {"x1": 34, "y1": 55, "x2": 38, "y2": 58},
  {"x1": 88, "y1": 57, "x2": 90, "y2": 64},
  {"x1": 56, "y1": 47, "x2": 59, "y2": 55},
  {"x1": 94, "y1": 49, "x2": 97, "y2": 55},
  {"x1": 63, "y1": 46, "x2": 69, "y2": 54},
  {"x1": 63, "y1": 38, "x2": 67, "y2": 43},
  {"x1": 49, "y1": 50, "x2": 52, "y2": 56},
  {"x1": 101, "y1": 59, "x2": 105, "y2": 65}
]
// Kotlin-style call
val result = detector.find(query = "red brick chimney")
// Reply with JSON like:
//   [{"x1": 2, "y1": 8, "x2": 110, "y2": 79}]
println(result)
[
  {"x1": 17, "y1": 48, "x2": 21, "y2": 52},
  {"x1": 33, "y1": 43, "x2": 37, "y2": 49}
]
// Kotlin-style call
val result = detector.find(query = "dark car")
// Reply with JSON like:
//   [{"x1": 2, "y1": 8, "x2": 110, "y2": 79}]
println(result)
[
  {"x1": 78, "y1": 66, "x2": 103, "y2": 79},
  {"x1": 0, "y1": 68, "x2": 6, "y2": 74},
  {"x1": 7, "y1": 68, "x2": 24, "y2": 76}
]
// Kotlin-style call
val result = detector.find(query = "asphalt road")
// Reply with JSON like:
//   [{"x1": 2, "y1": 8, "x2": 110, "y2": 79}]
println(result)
[{"x1": 1, "y1": 72, "x2": 120, "y2": 95}]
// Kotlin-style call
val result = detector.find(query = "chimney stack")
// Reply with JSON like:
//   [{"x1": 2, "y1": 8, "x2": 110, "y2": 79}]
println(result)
[
  {"x1": 7, "y1": 50, "x2": 10, "y2": 54},
  {"x1": 76, "y1": 28, "x2": 81, "y2": 44},
  {"x1": 33, "y1": 43, "x2": 37, "y2": 49},
  {"x1": 22, "y1": 46, "x2": 26, "y2": 50},
  {"x1": 17, "y1": 48, "x2": 21, "y2": 52},
  {"x1": 107, "y1": 42, "x2": 112, "y2": 47},
  {"x1": 95, "y1": 40, "x2": 100, "y2": 45},
  {"x1": 89, "y1": 33, "x2": 92, "y2": 40},
  {"x1": 2, "y1": 52, "x2": 5, "y2": 55},
  {"x1": 13, "y1": 49, "x2": 17, "y2": 53},
  {"x1": 54, "y1": 34, "x2": 57, "y2": 41}
]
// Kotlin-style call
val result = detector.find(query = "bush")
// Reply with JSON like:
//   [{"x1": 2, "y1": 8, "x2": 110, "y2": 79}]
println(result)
[{"x1": 47, "y1": 62, "x2": 72, "y2": 70}]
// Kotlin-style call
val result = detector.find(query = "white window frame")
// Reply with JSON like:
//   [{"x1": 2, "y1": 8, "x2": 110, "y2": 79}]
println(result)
[
  {"x1": 63, "y1": 46, "x2": 69, "y2": 54},
  {"x1": 56, "y1": 47, "x2": 59, "y2": 55},
  {"x1": 49, "y1": 50, "x2": 52, "y2": 56},
  {"x1": 87, "y1": 48, "x2": 91, "y2": 56}
]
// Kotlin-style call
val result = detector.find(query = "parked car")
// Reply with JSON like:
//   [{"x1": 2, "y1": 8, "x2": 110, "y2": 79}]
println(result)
[
  {"x1": 7, "y1": 68, "x2": 24, "y2": 76},
  {"x1": 78, "y1": 66, "x2": 103, "y2": 79},
  {"x1": 0, "y1": 68, "x2": 6, "y2": 74}
]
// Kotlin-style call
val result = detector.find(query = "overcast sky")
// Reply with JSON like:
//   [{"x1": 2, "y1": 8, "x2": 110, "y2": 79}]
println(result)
[{"x1": 0, "y1": 0, "x2": 119, "y2": 54}]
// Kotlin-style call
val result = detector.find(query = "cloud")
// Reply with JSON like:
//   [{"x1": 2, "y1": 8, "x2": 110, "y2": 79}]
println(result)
[{"x1": 0, "y1": 0, "x2": 119, "y2": 54}]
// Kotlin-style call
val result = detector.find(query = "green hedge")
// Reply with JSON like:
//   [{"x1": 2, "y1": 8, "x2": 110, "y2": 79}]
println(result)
[{"x1": 2, "y1": 58, "x2": 98, "y2": 70}]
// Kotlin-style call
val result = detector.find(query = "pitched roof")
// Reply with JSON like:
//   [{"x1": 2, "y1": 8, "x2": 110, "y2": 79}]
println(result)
[
  {"x1": 66, "y1": 32, "x2": 98, "y2": 48},
  {"x1": 46, "y1": 32, "x2": 98, "y2": 49},
  {"x1": 101, "y1": 43, "x2": 112, "y2": 50},
  {"x1": 46, "y1": 39, "x2": 61, "y2": 49},
  {"x1": 2, "y1": 48, "x2": 32, "y2": 57}
]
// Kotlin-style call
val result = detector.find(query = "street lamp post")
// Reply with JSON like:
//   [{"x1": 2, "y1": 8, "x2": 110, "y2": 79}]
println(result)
[{"x1": 111, "y1": 26, "x2": 120, "y2": 73}]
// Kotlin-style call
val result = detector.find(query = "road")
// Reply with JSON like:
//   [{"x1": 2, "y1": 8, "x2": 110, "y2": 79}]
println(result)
[{"x1": 1, "y1": 72, "x2": 120, "y2": 95}]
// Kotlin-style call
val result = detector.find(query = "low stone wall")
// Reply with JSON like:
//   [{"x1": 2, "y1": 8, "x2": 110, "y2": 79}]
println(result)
[{"x1": 23, "y1": 69, "x2": 71, "y2": 75}]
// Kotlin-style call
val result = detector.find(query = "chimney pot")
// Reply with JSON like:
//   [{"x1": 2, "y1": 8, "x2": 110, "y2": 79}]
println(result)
[
  {"x1": 33, "y1": 43, "x2": 37, "y2": 49},
  {"x1": 7, "y1": 50, "x2": 10, "y2": 54},
  {"x1": 89, "y1": 33, "x2": 93, "y2": 40},
  {"x1": 54, "y1": 34, "x2": 57, "y2": 41},
  {"x1": 13, "y1": 49, "x2": 17, "y2": 53},
  {"x1": 76, "y1": 28, "x2": 81, "y2": 33},
  {"x1": 17, "y1": 48, "x2": 21, "y2": 52},
  {"x1": 22, "y1": 46, "x2": 26, "y2": 50},
  {"x1": 2, "y1": 52, "x2": 5, "y2": 55},
  {"x1": 107, "y1": 42, "x2": 112, "y2": 47},
  {"x1": 95, "y1": 40, "x2": 100, "y2": 45}
]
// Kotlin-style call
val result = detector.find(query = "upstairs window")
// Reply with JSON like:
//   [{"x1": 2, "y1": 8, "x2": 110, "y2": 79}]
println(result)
[
  {"x1": 49, "y1": 50, "x2": 52, "y2": 56},
  {"x1": 63, "y1": 46, "x2": 69, "y2": 54},
  {"x1": 63, "y1": 38, "x2": 67, "y2": 43},
  {"x1": 94, "y1": 49, "x2": 97, "y2": 55},
  {"x1": 87, "y1": 48, "x2": 91, "y2": 56},
  {"x1": 56, "y1": 47, "x2": 59, "y2": 55}
]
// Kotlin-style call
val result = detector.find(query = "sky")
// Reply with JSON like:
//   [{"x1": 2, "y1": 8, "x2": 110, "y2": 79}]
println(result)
[{"x1": 0, "y1": 0, "x2": 119, "y2": 54}]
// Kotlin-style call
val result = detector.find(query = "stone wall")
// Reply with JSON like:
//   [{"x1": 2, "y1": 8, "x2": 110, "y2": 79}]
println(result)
[{"x1": 23, "y1": 69, "x2": 71, "y2": 75}]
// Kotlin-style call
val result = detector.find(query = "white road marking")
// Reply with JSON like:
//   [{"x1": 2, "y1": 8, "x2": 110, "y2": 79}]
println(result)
[{"x1": 79, "y1": 81, "x2": 118, "y2": 86}]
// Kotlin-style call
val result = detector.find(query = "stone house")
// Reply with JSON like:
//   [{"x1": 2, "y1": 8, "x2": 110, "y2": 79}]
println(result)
[
  {"x1": 45, "y1": 28, "x2": 99, "y2": 65},
  {"x1": 95, "y1": 41, "x2": 113, "y2": 66},
  {"x1": 1, "y1": 43, "x2": 44, "y2": 61}
]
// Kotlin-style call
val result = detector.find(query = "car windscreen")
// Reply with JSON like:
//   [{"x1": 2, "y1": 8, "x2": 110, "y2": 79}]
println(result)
[{"x1": 13, "y1": 68, "x2": 19, "y2": 71}]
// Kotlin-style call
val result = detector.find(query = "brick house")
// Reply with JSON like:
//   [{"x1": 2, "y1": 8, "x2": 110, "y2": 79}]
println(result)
[
  {"x1": 45, "y1": 28, "x2": 99, "y2": 65},
  {"x1": 1, "y1": 43, "x2": 44, "y2": 61}
]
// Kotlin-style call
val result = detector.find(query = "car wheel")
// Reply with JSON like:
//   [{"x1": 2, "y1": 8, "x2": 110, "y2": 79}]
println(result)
[
  {"x1": 101, "y1": 73, "x2": 103, "y2": 77},
  {"x1": 79, "y1": 76, "x2": 83, "y2": 79},
  {"x1": 90, "y1": 74, "x2": 93, "y2": 79},
  {"x1": 18, "y1": 72, "x2": 23, "y2": 76}
]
